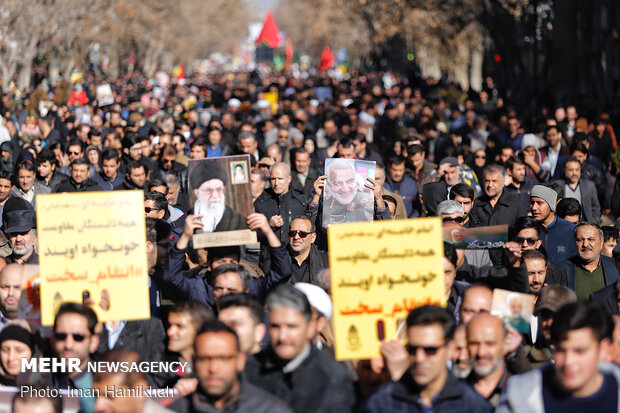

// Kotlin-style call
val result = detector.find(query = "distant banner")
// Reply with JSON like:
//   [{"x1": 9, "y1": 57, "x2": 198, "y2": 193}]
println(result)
[
  {"x1": 37, "y1": 191, "x2": 150, "y2": 326},
  {"x1": 442, "y1": 224, "x2": 508, "y2": 249},
  {"x1": 329, "y1": 218, "x2": 445, "y2": 360},
  {"x1": 96, "y1": 84, "x2": 114, "y2": 107},
  {"x1": 264, "y1": 92, "x2": 278, "y2": 115}
]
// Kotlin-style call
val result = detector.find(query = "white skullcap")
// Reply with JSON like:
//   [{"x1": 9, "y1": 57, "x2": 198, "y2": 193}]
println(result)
[
  {"x1": 227, "y1": 98, "x2": 241, "y2": 107},
  {"x1": 294, "y1": 282, "x2": 333, "y2": 320}
]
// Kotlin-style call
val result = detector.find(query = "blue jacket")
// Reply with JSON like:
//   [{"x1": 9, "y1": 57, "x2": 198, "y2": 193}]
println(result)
[
  {"x1": 161, "y1": 240, "x2": 292, "y2": 311},
  {"x1": 384, "y1": 175, "x2": 419, "y2": 217},
  {"x1": 540, "y1": 216, "x2": 575, "y2": 264},
  {"x1": 360, "y1": 370, "x2": 492, "y2": 413},
  {"x1": 560, "y1": 254, "x2": 619, "y2": 291},
  {"x1": 91, "y1": 172, "x2": 124, "y2": 191}
]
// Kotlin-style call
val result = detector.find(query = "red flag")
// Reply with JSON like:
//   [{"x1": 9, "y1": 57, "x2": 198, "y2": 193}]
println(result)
[
  {"x1": 285, "y1": 38, "x2": 294, "y2": 70},
  {"x1": 319, "y1": 47, "x2": 335, "y2": 71},
  {"x1": 256, "y1": 10, "x2": 282, "y2": 48}
]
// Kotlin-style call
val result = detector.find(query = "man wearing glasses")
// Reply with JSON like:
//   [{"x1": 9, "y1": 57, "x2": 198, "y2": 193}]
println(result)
[
  {"x1": 169, "y1": 320, "x2": 292, "y2": 412},
  {"x1": 288, "y1": 217, "x2": 328, "y2": 285},
  {"x1": 360, "y1": 306, "x2": 492, "y2": 413},
  {"x1": 51, "y1": 302, "x2": 100, "y2": 413},
  {"x1": 189, "y1": 161, "x2": 245, "y2": 233}
]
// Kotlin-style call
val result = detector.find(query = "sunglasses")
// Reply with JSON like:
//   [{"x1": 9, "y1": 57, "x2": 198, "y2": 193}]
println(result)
[
  {"x1": 54, "y1": 332, "x2": 87, "y2": 342},
  {"x1": 442, "y1": 216, "x2": 464, "y2": 224},
  {"x1": 407, "y1": 344, "x2": 444, "y2": 356},
  {"x1": 69, "y1": 151, "x2": 81, "y2": 155},
  {"x1": 145, "y1": 207, "x2": 159, "y2": 213},
  {"x1": 288, "y1": 230, "x2": 312, "y2": 238},
  {"x1": 515, "y1": 237, "x2": 537, "y2": 246}
]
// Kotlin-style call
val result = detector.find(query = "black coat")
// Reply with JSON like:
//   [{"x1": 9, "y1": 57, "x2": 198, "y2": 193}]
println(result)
[
  {"x1": 169, "y1": 378, "x2": 293, "y2": 413},
  {"x1": 245, "y1": 346, "x2": 355, "y2": 413},
  {"x1": 590, "y1": 283, "x2": 620, "y2": 315},
  {"x1": 56, "y1": 178, "x2": 102, "y2": 193},
  {"x1": 254, "y1": 189, "x2": 307, "y2": 244},
  {"x1": 291, "y1": 168, "x2": 318, "y2": 199},
  {"x1": 289, "y1": 244, "x2": 329, "y2": 284}
]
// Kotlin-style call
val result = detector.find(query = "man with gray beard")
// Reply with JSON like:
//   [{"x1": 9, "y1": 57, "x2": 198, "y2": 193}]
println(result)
[
  {"x1": 189, "y1": 161, "x2": 245, "y2": 233},
  {"x1": 323, "y1": 159, "x2": 374, "y2": 226},
  {"x1": 452, "y1": 324, "x2": 472, "y2": 379},
  {"x1": 2, "y1": 197, "x2": 38, "y2": 264},
  {"x1": 465, "y1": 313, "x2": 510, "y2": 407}
]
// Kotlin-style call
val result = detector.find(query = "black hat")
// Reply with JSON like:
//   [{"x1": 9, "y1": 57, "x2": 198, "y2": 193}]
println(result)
[
  {"x1": 0, "y1": 324, "x2": 34, "y2": 353},
  {"x1": 2, "y1": 198, "x2": 35, "y2": 234},
  {"x1": 189, "y1": 161, "x2": 227, "y2": 191}
]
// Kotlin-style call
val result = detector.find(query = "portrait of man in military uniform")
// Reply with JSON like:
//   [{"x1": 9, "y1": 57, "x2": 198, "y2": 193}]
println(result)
[{"x1": 322, "y1": 158, "x2": 375, "y2": 227}]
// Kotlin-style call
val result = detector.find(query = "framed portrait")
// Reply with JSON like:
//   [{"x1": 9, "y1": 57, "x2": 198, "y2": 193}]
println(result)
[
  {"x1": 230, "y1": 161, "x2": 249, "y2": 184},
  {"x1": 322, "y1": 158, "x2": 376, "y2": 228},
  {"x1": 491, "y1": 289, "x2": 536, "y2": 335},
  {"x1": 188, "y1": 155, "x2": 256, "y2": 247}
]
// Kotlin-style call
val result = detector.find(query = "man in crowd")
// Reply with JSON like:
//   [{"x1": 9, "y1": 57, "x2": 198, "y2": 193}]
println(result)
[
  {"x1": 218, "y1": 293, "x2": 266, "y2": 355},
  {"x1": 383, "y1": 155, "x2": 419, "y2": 217},
  {"x1": 559, "y1": 156, "x2": 601, "y2": 224},
  {"x1": 245, "y1": 285, "x2": 355, "y2": 413},
  {"x1": 36, "y1": 148, "x2": 68, "y2": 192},
  {"x1": 530, "y1": 184, "x2": 576, "y2": 264},
  {"x1": 254, "y1": 162, "x2": 306, "y2": 244},
  {"x1": 51, "y1": 303, "x2": 100, "y2": 413},
  {"x1": 56, "y1": 158, "x2": 102, "y2": 192},
  {"x1": 288, "y1": 217, "x2": 329, "y2": 285},
  {"x1": 3, "y1": 197, "x2": 38, "y2": 264},
  {"x1": 170, "y1": 320, "x2": 293, "y2": 412},
  {"x1": 466, "y1": 313, "x2": 511, "y2": 407},
  {"x1": 361, "y1": 306, "x2": 492, "y2": 412},
  {"x1": 93, "y1": 349, "x2": 174, "y2": 413},
  {"x1": 498, "y1": 302, "x2": 620, "y2": 412},
  {"x1": 114, "y1": 160, "x2": 147, "y2": 191},
  {"x1": 560, "y1": 223, "x2": 618, "y2": 301},
  {"x1": 11, "y1": 160, "x2": 51, "y2": 209},
  {"x1": 291, "y1": 149, "x2": 317, "y2": 198},
  {"x1": 91, "y1": 148, "x2": 124, "y2": 190},
  {"x1": 164, "y1": 301, "x2": 213, "y2": 387}
]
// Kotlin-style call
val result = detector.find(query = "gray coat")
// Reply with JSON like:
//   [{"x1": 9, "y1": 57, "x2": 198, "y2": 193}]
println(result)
[{"x1": 557, "y1": 178, "x2": 601, "y2": 224}]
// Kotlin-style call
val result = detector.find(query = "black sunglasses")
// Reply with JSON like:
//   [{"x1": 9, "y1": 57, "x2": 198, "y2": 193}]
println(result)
[
  {"x1": 515, "y1": 237, "x2": 537, "y2": 246},
  {"x1": 442, "y1": 216, "x2": 464, "y2": 224},
  {"x1": 145, "y1": 207, "x2": 159, "y2": 213},
  {"x1": 288, "y1": 230, "x2": 312, "y2": 238},
  {"x1": 407, "y1": 344, "x2": 444, "y2": 356},
  {"x1": 54, "y1": 332, "x2": 87, "y2": 342}
]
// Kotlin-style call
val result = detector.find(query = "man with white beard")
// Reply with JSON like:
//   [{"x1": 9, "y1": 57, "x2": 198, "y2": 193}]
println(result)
[
  {"x1": 2, "y1": 197, "x2": 38, "y2": 264},
  {"x1": 323, "y1": 159, "x2": 374, "y2": 226},
  {"x1": 189, "y1": 161, "x2": 246, "y2": 233}
]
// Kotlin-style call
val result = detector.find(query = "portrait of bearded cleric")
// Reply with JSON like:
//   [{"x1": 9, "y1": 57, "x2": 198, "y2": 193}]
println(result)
[{"x1": 189, "y1": 155, "x2": 253, "y2": 233}]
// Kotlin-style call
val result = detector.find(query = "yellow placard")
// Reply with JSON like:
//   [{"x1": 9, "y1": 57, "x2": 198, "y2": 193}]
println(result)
[
  {"x1": 264, "y1": 92, "x2": 278, "y2": 115},
  {"x1": 329, "y1": 218, "x2": 445, "y2": 360},
  {"x1": 37, "y1": 191, "x2": 150, "y2": 326}
]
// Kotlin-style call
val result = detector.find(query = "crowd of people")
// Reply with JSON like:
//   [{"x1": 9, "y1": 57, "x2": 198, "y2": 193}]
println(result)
[{"x1": 1, "y1": 69, "x2": 620, "y2": 412}]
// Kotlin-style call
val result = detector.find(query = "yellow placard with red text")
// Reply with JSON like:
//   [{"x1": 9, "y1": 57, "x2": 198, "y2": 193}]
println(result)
[
  {"x1": 329, "y1": 218, "x2": 445, "y2": 360},
  {"x1": 37, "y1": 191, "x2": 150, "y2": 326}
]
